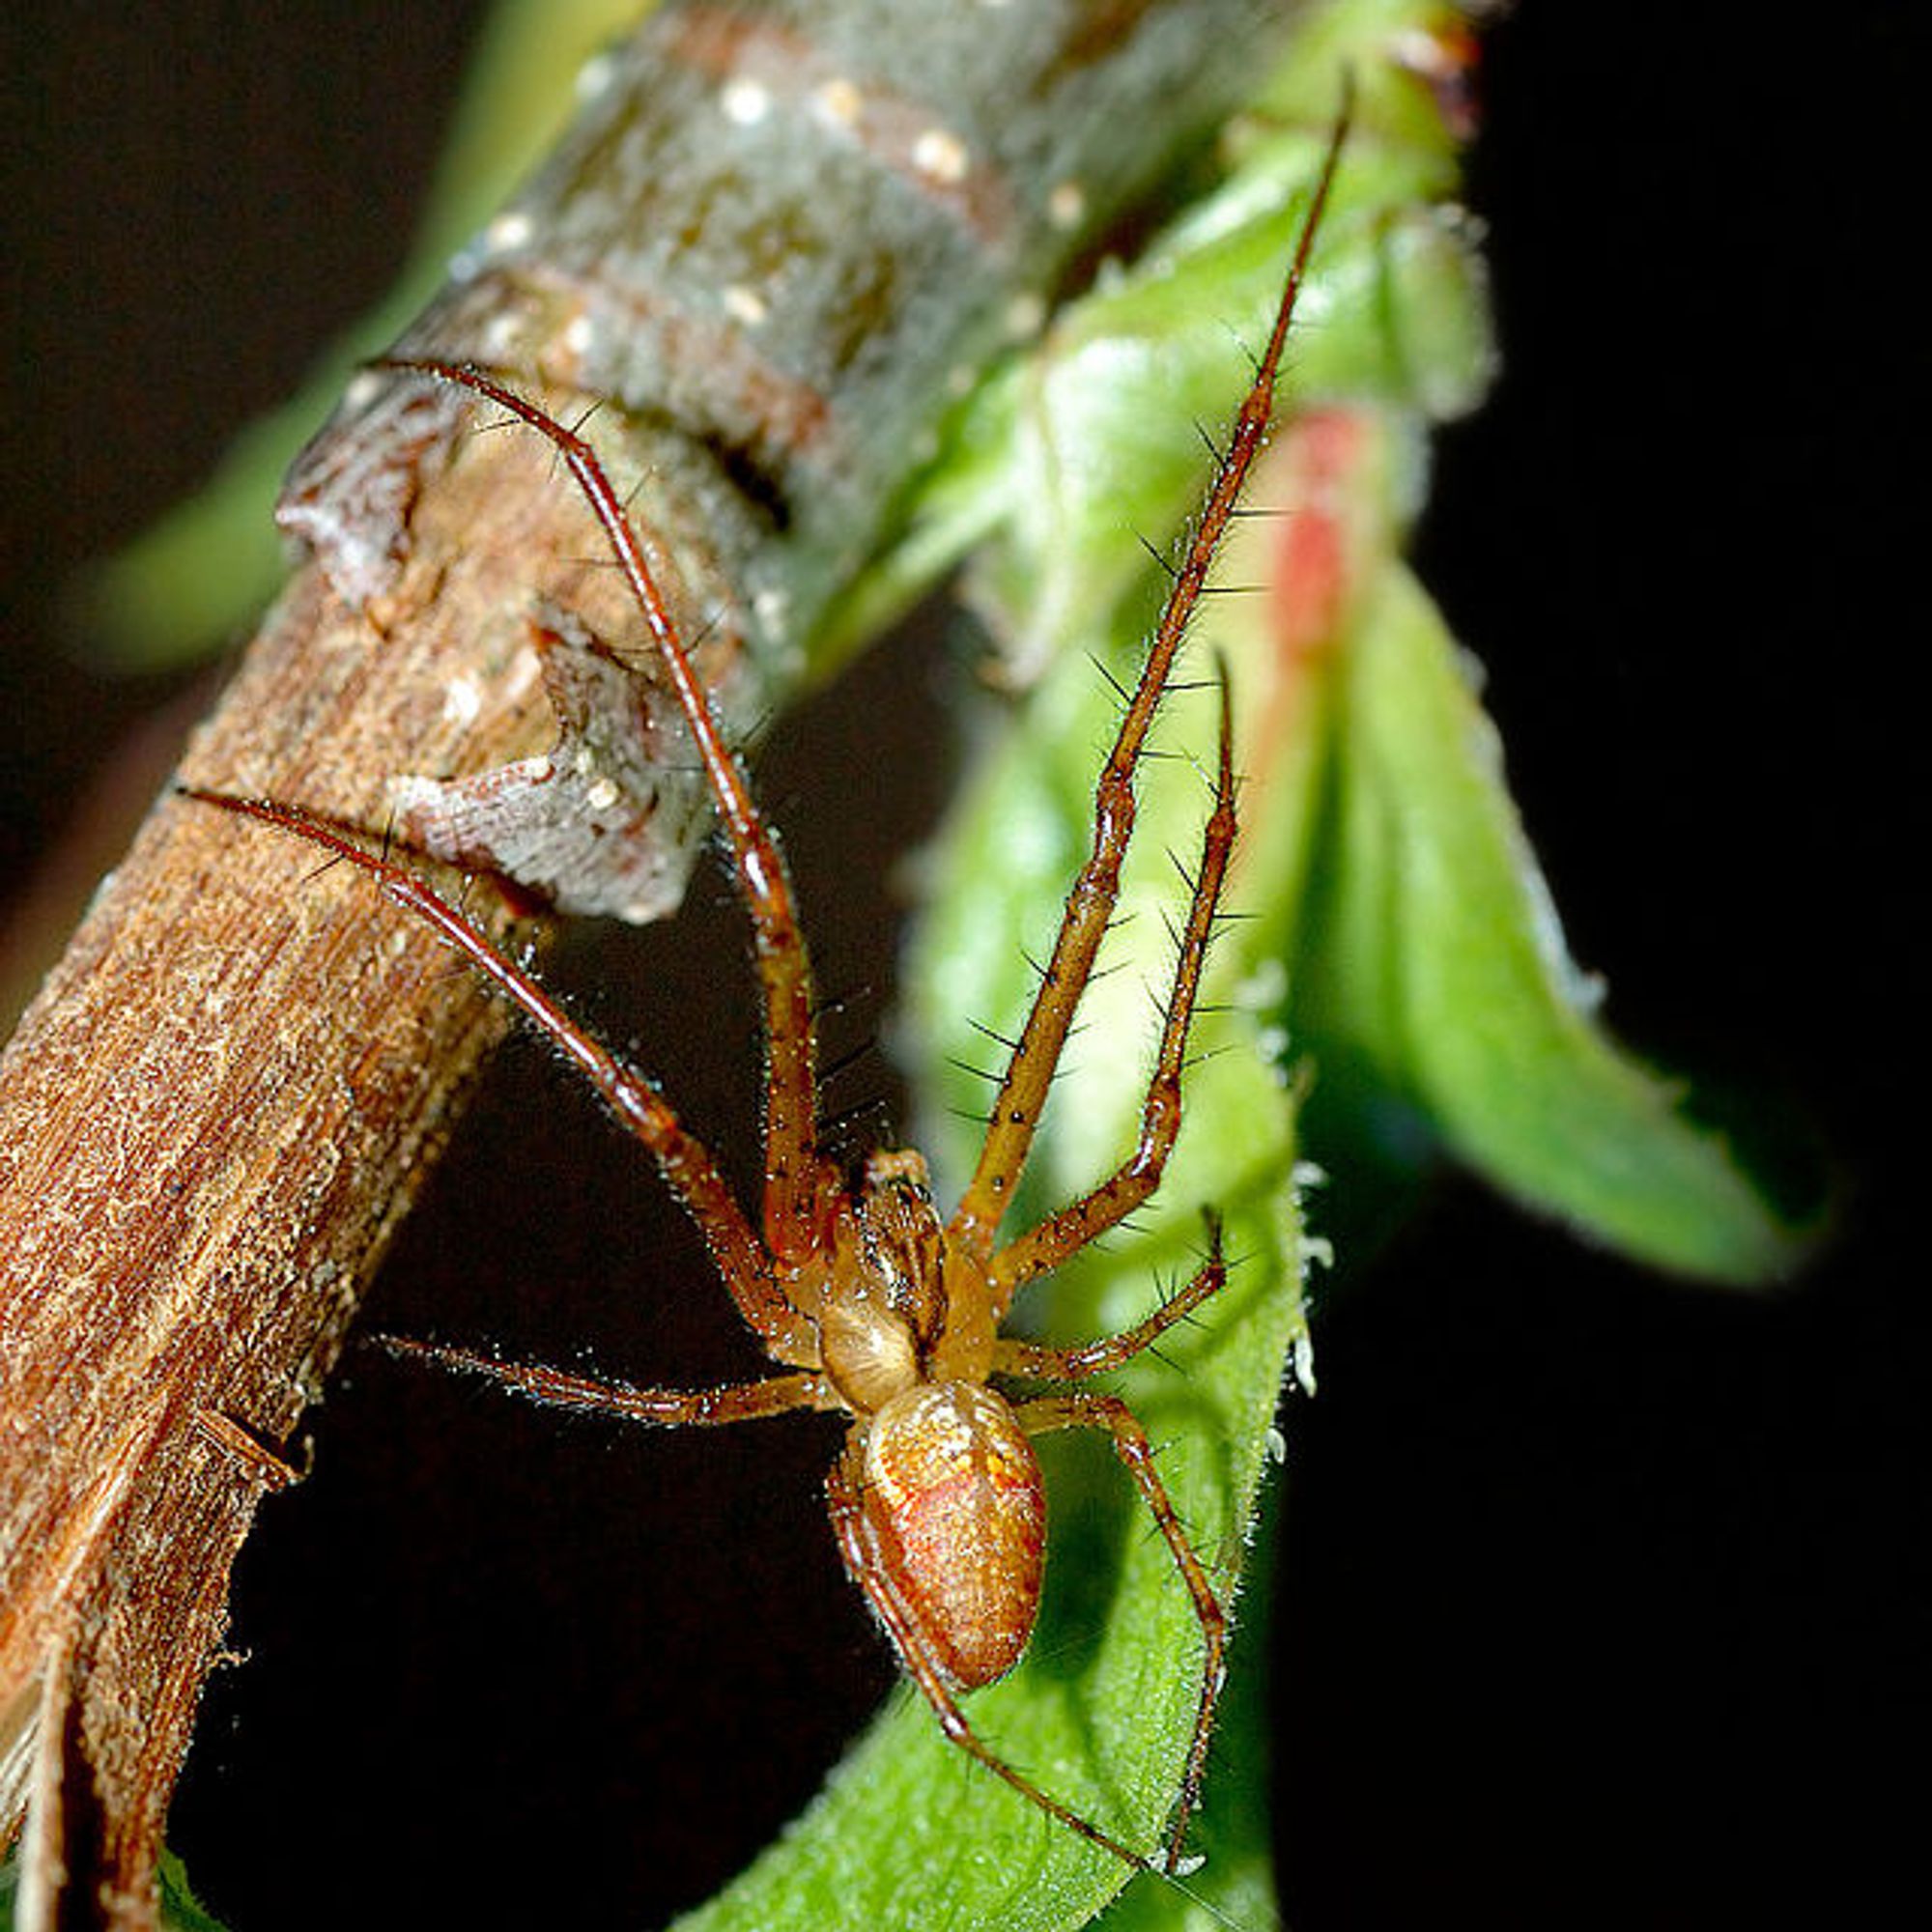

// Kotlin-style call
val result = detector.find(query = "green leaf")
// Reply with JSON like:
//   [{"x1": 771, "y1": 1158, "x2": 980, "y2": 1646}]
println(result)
[
  {"x1": 1292, "y1": 560, "x2": 1808, "y2": 1283},
  {"x1": 679, "y1": 638, "x2": 1313, "y2": 1931},
  {"x1": 821, "y1": 80, "x2": 1494, "y2": 679}
]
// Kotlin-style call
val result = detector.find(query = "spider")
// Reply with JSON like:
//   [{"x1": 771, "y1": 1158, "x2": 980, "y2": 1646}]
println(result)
[{"x1": 193, "y1": 100, "x2": 1347, "y2": 1879}]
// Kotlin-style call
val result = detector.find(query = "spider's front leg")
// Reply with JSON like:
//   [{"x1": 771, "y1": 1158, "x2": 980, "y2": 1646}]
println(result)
[
  {"x1": 946, "y1": 88, "x2": 1349, "y2": 1284},
  {"x1": 991, "y1": 680, "x2": 1238, "y2": 1305}
]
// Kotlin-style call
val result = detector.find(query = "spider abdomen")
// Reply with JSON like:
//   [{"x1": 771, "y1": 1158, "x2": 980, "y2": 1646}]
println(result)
[{"x1": 859, "y1": 1382, "x2": 1046, "y2": 1691}]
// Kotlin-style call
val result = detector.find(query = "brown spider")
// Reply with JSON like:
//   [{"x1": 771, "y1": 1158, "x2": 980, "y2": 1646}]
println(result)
[{"x1": 193, "y1": 103, "x2": 1347, "y2": 1879}]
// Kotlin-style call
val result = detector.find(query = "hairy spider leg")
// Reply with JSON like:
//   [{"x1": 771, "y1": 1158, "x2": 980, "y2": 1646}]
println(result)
[
  {"x1": 180, "y1": 790, "x2": 811, "y2": 1361},
  {"x1": 991, "y1": 1214, "x2": 1232, "y2": 1868},
  {"x1": 1018, "y1": 1388, "x2": 1229, "y2": 1872},
  {"x1": 376, "y1": 355, "x2": 825, "y2": 1270},
  {"x1": 379, "y1": 1338, "x2": 838, "y2": 1427},
  {"x1": 993, "y1": 1212, "x2": 1229, "y2": 1385},
  {"x1": 946, "y1": 85, "x2": 1351, "y2": 1303},
  {"x1": 994, "y1": 678, "x2": 1236, "y2": 1303}
]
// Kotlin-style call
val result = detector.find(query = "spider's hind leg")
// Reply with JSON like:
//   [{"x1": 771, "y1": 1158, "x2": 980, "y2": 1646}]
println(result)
[
  {"x1": 1015, "y1": 1387, "x2": 1230, "y2": 1874},
  {"x1": 823, "y1": 1443, "x2": 1157, "y2": 1875}
]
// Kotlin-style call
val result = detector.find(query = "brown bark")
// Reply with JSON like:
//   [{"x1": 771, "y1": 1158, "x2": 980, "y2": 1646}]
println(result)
[{"x1": 0, "y1": 427, "x2": 620, "y2": 1923}]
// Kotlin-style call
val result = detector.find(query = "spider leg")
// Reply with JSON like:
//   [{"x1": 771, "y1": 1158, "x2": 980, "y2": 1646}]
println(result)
[
  {"x1": 947, "y1": 93, "x2": 1350, "y2": 1266},
  {"x1": 377, "y1": 359, "x2": 825, "y2": 1269},
  {"x1": 380, "y1": 1337, "x2": 836, "y2": 1427},
  {"x1": 185, "y1": 791, "x2": 810, "y2": 1356},
  {"x1": 991, "y1": 684, "x2": 1236, "y2": 1302},
  {"x1": 823, "y1": 1445, "x2": 1153, "y2": 1874},
  {"x1": 993, "y1": 1213, "x2": 1227, "y2": 1381},
  {"x1": 1016, "y1": 1390, "x2": 1228, "y2": 1875}
]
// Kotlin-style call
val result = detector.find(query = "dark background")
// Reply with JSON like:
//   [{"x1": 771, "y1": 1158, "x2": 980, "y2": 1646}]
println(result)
[{"x1": 3, "y1": 4, "x2": 1918, "y2": 1927}]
